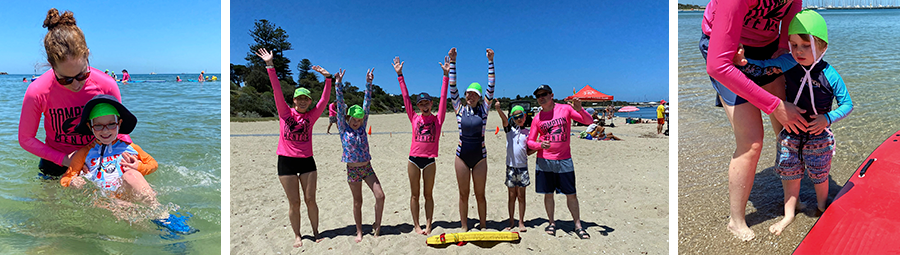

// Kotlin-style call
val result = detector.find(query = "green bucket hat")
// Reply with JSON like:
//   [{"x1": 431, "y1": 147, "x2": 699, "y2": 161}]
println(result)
[
  {"x1": 788, "y1": 9, "x2": 828, "y2": 44},
  {"x1": 293, "y1": 88, "x2": 311, "y2": 99},
  {"x1": 348, "y1": 105, "x2": 365, "y2": 119},
  {"x1": 466, "y1": 82, "x2": 482, "y2": 97}
]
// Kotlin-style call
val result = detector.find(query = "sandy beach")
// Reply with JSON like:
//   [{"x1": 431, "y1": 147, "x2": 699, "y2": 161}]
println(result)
[{"x1": 230, "y1": 112, "x2": 668, "y2": 254}]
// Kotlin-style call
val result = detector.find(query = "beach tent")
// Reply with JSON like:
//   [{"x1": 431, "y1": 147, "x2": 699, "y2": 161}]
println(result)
[{"x1": 565, "y1": 85, "x2": 613, "y2": 102}]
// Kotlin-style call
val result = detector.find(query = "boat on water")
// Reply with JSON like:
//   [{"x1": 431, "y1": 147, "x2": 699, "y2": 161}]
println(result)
[{"x1": 149, "y1": 72, "x2": 157, "y2": 75}]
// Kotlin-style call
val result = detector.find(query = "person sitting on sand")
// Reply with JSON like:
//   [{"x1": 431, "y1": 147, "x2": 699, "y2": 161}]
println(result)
[
  {"x1": 334, "y1": 68, "x2": 386, "y2": 243},
  {"x1": 734, "y1": 10, "x2": 853, "y2": 236},
  {"x1": 256, "y1": 48, "x2": 330, "y2": 247},
  {"x1": 394, "y1": 54, "x2": 449, "y2": 235}
]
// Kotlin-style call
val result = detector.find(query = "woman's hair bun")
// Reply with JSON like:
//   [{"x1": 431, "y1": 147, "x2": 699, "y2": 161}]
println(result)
[{"x1": 42, "y1": 8, "x2": 76, "y2": 30}]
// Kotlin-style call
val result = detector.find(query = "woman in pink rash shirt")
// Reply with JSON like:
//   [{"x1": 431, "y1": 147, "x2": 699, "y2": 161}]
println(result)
[
  {"x1": 19, "y1": 8, "x2": 135, "y2": 178},
  {"x1": 526, "y1": 84, "x2": 593, "y2": 240},
  {"x1": 392, "y1": 54, "x2": 449, "y2": 235},
  {"x1": 700, "y1": 0, "x2": 809, "y2": 241},
  {"x1": 256, "y1": 48, "x2": 332, "y2": 248}
]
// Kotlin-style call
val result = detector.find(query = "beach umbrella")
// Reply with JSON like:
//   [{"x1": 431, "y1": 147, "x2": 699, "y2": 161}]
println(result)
[
  {"x1": 565, "y1": 85, "x2": 614, "y2": 102},
  {"x1": 618, "y1": 106, "x2": 640, "y2": 118}
]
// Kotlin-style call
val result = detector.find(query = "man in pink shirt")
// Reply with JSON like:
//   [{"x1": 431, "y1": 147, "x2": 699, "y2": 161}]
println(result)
[{"x1": 526, "y1": 84, "x2": 593, "y2": 239}]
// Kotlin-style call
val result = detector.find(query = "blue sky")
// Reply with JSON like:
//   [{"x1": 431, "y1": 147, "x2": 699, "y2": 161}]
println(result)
[
  {"x1": 232, "y1": 0, "x2": 668, "y2": 102},
  {"x1": 0, "y1": 0, "x2": 220, "y2": 74}
]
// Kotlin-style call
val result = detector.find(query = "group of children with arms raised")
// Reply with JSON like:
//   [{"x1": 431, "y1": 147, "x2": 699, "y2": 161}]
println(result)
[{"x1": 257, "y1": 46, "x2": 594, "y2": 247}]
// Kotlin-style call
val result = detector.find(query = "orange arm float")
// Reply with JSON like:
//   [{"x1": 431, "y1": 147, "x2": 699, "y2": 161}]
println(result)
[{"x1": 130, "y1": 143, "x2": 158, "y2": 176}]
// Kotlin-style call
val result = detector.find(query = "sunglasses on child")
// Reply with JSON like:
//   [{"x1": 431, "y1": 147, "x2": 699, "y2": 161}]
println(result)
[
  {"x1": 511, "y1": 113, "x2": 525, "y2": 120},
  {"x1": 56, "y1": 60, "x2": 91, "y2": 85}
]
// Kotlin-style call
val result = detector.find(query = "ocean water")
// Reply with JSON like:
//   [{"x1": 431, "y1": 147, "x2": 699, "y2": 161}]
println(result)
[
  {"x1": 678, "y1": 10, "x2": 900, "y2": 254},
  {"x1": 0, "y1": 73, "x2": 221, "y2": 254}
]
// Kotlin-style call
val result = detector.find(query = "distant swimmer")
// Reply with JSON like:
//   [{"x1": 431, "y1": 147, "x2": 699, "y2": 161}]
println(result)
[
  {"x1": 198, "y1": 71, "x2": 205, "y2": 82},
  {"x1": 211, "y1": 75, "x2": 217, "y2": 81},
  {"x1": 23, "y1": 77, "x2": 28, "y2": 82},
  {"x1": 176, "y1": 75, "x2": 182, "y2": 82},
  {"x1": 121, "y1": 69, "x2": 131, "y2": 82}
]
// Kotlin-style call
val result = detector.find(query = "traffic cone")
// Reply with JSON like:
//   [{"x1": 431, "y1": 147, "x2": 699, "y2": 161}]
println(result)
[
  {"x1": 495, "y1": 126, "x2": 499, "y2": 135},
  {"x1": 368, "y1": 126, "x2": 372, "y2": 135}
]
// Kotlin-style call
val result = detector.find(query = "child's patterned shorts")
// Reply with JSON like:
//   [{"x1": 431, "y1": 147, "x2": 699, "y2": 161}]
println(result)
[{"x1": 776, "y1": 129, "x2": 834, "y2": 184}]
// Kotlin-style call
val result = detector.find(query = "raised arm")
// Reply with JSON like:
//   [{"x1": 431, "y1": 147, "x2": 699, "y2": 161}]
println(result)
[
  {"x1": 494, "y1": 100, "x2": 509, "y2": 128},
  {"x1": 567, "y1": 98, "x2": 593, "y2": 125},
  {"x1": 438, "y1": 56, "x2": 450, "y2": 125},
  {"x1": 363, "y1": 68, "x2": 374, "y2": 125},
  {"x1": 395, "y1": 57, "x2": 416, "y2": 121},
  {"x1": 333, "y1": 68, "x2": 347, "y2": 129},
  {"x1": 446, "y1": 48, "x2": 460, "y2": 112},
  {"x1": 257, "y1": 48, "x2": 293, "y2": 119},
  {"x1": 483, "y1": 48, "x2": 495, "y2": 110},
  {"x1": 309, "y1": 65, "x2": 333, "y2": 118}
]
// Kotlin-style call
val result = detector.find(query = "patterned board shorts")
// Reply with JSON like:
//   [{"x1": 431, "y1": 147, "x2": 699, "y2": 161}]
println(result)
[
  {"x1": 347, "y1": 162, "x2": 375, "y2": 182},
  {"x1": 505, "y1": 166, "x2": 530, "y2": 188},
  {"x1": 776, "y1": 129, "x2": 835, "y2": 184}
]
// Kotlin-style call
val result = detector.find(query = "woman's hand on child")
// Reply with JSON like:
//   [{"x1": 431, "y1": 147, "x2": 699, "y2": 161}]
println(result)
[
  {"x1": 486, "y1": 48, "x2": 494, "y2": 62},
  {"x1": 366, "y1": 68, "x2": 374, "y2": 84},
  {"x1": 255, "y1": 48, "x2": 275, "y2": 66},
  {"x1": 439, "y1": 56, "x2": 451, "y2": 76},
  {"x1": 393, "y1": 57, "x2": 403, "y2": 75},
  {"x1": 312, "y1": 65, "x2": 331, "y2": 77},
  {"x1": 335, "y1": 69, "x2": 346, "y2": 84},
  {"x1": 772, "y1": 100, "x2": 808, "y2": 134},
  {"x1": 732, "y1": 44, "x2": 748, "y2": 66},
  {"x1": 808, "y1": 114, "x2": 829, "y2": 135}
]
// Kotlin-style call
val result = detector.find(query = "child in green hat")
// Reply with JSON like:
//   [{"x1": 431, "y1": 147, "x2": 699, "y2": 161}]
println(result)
[
  {"x1": 735, "y1": 9, "x2": 854, "y2": 236},
  {"x1": 494, "y1": 101, "x2": 536, "y2": 232},
  {"x1": 334, "y1": 67, "x2": 385, "y2": 243}
]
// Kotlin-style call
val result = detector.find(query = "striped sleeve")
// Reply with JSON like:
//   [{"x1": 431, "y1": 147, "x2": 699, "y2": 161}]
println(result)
[{"x1": 449, "y1": 62, "x2": 459, "y2": 112}]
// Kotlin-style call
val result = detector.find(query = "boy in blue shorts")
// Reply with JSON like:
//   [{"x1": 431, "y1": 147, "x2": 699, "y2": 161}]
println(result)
[{"x1": 735, "y1": 10, "x2": 853, "y2": 236}]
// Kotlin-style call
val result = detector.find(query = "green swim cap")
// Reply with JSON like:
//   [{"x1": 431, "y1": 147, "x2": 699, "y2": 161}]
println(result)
[
  {"x1": 348, "y1": 105, "x2": 365, "y2": 119},
  {"x1": 788, "y1": 9, "x2": 828, "y2": 44},
  {"x1": 511, "y1": 105, "x2": 525, "y2": 114},
  {"x1": 293, "y1": 88, "x2": 311, "y2": 99},
  {"x1": 466, "y1": 82, "x2": 482, "y2": 97},
  {"x1": 89, "y1": 103, "x2": 120, "y2": 120}
]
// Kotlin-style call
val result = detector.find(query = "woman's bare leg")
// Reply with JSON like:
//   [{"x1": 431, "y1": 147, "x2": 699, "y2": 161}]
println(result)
[
  {"x1": 722, "y1": 96, "x2": 766, "y2": 241},
  {"x1": 279, "y1": 175, "x2": 304, "y2": 247},
  {"x1": 298, "y1": 171, "x2": 321, "y2": 242}
]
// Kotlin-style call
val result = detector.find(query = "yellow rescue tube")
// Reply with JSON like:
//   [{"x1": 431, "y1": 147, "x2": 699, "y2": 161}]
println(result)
[{"x1": 426, "y1": 231, "x2": 520, "y2": 245}]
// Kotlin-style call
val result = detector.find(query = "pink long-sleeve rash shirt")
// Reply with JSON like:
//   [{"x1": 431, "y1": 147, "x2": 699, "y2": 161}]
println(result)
[
  {"x1": 19, "y1": 67, "x2": 131, "y2": 165},
  {"x1": 268, "y1": 68, "x2": 331, "y2": 158},
  {"x1": 526, "y1": 103, "x2": 592, "y2": 160},
  {"x1": 701, "y1": 0, "x2": 802, "y2": 114},
  {"x1": 399, "y1": 75, "x2": 448, "y2": 158}
]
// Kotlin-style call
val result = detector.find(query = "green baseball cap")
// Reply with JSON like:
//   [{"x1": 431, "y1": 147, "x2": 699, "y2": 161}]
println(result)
[
  {"x1": 348, "y1": 105, "x2": 365, "y2": 119},
  {"x1": 89, "y1": 103, "x2": 120, "y2": 120},
  {"x1": 788, "y1": 9, "x2": 828, "y2": 44},
  {"x1": 293, "y1": 88, "x2": 311, "y2": 99},
  {"x1": 466, "y1": 82, "x2": 482, "y2": 97}
]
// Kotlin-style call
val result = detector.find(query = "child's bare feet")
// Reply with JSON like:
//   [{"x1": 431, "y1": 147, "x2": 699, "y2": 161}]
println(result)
[
  {"x1": 293, "y1": 235, "x2": 303, "y2": 248},
  {"x1": 424, "y1": 225, "x2": 432, "y2": 235},
  {"x1": 518, "y1": 223, "x2": 527, "y2": 232},
  {"x1": 413, "y1": 226, "x2": 426, "y2": 235},
  {"x1": 373, "y1": 223, "x2": 381, "y2": 237},
  {"x1": 768, "y1": 216, "x2": 794, "y2": 235},
  {"x1": 354, "y1": 232, "x2": 363, "y2": 243},
  {"x1": 314, "y1": 232, "x2": 323, "y2": 243},
  {"x1": 727, "y1": 220, "x2": 755, "y2": 241}
]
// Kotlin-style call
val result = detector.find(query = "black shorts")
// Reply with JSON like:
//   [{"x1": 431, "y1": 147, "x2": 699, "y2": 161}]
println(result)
[
  {"x1": 39, "y1": 159, "x2": 67, "y2": 177},
  {"x1": 408, "y1": 156, "x2": 436, "y2": 170},
  {"x1": 277, "y1": 155, "x2": 317, "y2": 176}
]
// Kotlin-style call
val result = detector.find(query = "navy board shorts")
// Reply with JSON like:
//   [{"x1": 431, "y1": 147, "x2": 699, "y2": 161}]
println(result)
[
  {"x1": 535, "y1": 158, "x2": 576, "y2": 195},
  {"x1": 699, "y1": 33, "x2": 783, "y2": 107}
]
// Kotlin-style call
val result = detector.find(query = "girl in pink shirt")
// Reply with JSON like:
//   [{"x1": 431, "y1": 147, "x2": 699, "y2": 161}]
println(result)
[
  {"x1": 256, "y1": 48, "x2": 332, "y2": 247},
  {"x1": 393, "y1": 54, "x2": 449, "y2": 235},
  {"x1": 700, "y1": 0, "x2": 810, "y2": 241},
  {"x1": 19, "y1": 8, "x2": 135, "y2": 178}
]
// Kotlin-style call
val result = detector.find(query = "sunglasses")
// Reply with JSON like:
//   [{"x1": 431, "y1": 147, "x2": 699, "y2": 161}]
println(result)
[
  {"x1": 56, "y1": 60, "x2": 91, "y2": 85},
  {"x1": 535, "y1": 92, "x2": 550, "y2": 98},
  {"x1": 511, "y1": 113, "x2": 525, "y2": 120}
]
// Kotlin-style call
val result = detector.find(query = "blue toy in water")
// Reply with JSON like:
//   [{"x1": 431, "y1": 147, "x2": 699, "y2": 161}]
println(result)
[{"x1": 153, "y1": 211, "x2": 199, "y2": 236}]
